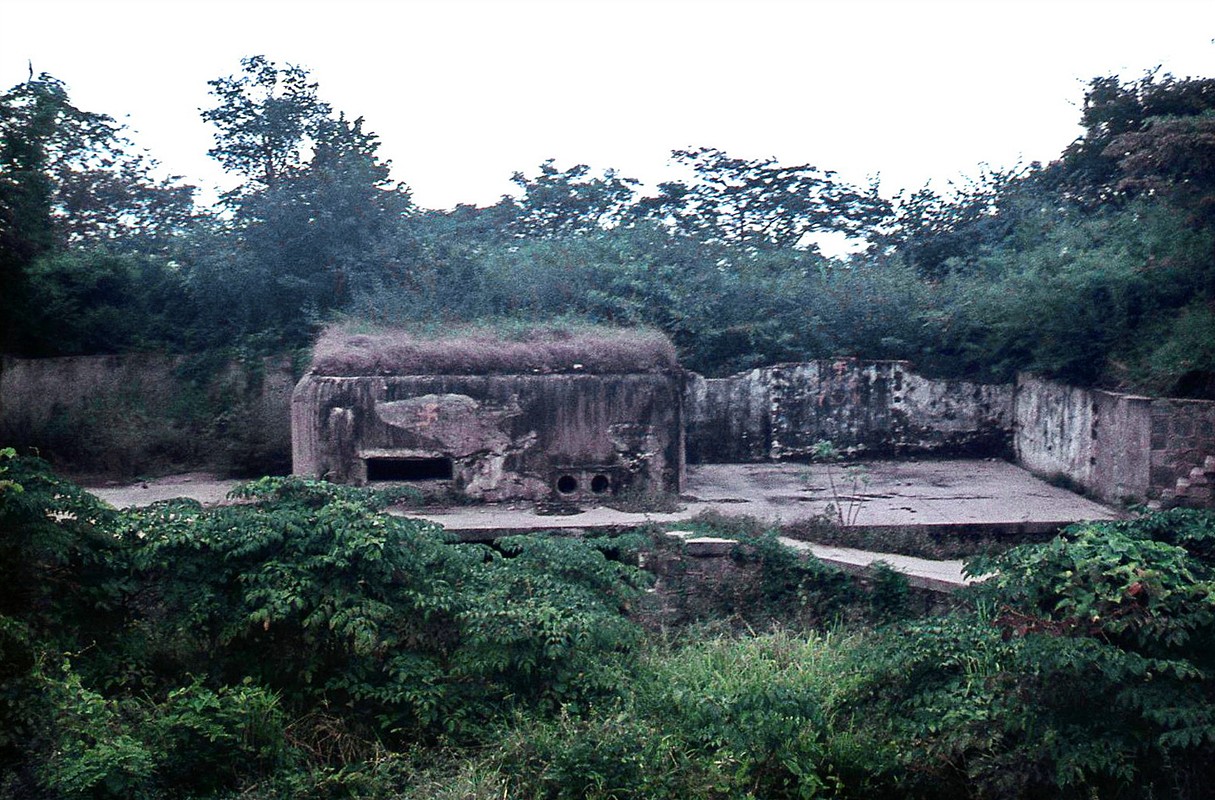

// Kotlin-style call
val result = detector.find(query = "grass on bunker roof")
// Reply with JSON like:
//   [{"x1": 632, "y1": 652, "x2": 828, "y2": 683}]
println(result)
[{"x1": 309, "y1": 321, "x2": 680, "y2": 376}]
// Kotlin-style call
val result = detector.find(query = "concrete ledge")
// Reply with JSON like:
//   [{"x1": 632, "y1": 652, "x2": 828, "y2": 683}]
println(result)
[
  {"x1": 780, "y1": 538, "x2": 980, "y2": 592},
  {"x1": 681, "y1": 536, "x2": 737, "y2": 556}
]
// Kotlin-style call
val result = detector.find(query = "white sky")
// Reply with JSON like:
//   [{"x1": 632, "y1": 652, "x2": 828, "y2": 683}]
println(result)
[{"x1": 3, "y1": 0, "x2": 1214, "y2": 210}]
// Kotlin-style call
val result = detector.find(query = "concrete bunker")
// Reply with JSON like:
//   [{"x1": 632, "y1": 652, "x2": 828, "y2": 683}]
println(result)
[{"x1": 291, "y1": 326, "x2": 685, "y2": 501}]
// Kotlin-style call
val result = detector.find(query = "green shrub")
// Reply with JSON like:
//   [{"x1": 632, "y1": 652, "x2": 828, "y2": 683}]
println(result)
[
  {"x1": 121, "y1": 477, "x2": 648, "y2": 740},
  {"x1": 829, "y1": 511, "x2": 1215, "y2": 799},
  {"x1": 499, "y1": 630, "x2": 860, "y2": 799}
]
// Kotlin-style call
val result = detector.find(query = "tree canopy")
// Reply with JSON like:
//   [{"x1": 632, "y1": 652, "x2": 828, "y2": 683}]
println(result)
[{"x1": 3, "y1": 61, "x2": 1215, "y2": 394}]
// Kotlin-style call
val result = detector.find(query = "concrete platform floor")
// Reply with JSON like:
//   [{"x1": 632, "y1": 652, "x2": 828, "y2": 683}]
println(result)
[
  {"x1": 88, "y1": 472, "x2": 244, "y2": 508},
  {"x1": 88, "y1": 460, "x2": 1120, "y2": 536},
  {"x1": 410, "y1": 459, "x2": 1122, "y2": 537},
  {"x1": 86, "y1": 460, "x2": 1120, "y2": 592}
]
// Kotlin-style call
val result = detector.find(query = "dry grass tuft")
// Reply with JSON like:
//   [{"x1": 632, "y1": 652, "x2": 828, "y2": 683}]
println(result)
[{"x1": 309, "y1": 322, "x2": 680, "y2": 376}]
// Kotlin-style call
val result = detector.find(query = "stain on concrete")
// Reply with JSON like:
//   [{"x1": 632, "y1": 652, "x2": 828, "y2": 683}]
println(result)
[{"x1": 686, "y1": 360, "x2": 1012, "y2": 463}]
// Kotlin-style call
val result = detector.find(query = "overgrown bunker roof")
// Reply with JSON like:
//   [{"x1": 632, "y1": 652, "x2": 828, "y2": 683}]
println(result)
[{"x1": 309, "y1": 324, "x2": 681, "y2": 376}]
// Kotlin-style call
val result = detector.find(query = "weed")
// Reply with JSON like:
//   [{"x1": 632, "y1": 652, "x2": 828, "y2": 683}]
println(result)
[
  {"x1": 810, "y1": 439, "x2": 870, "y2": 526},
  {"x1": 602, "y1": 485, "x2": 684, "y2": 514}
]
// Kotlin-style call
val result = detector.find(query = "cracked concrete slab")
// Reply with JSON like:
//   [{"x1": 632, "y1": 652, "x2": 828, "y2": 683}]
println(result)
[
  {"x1": 779, "y1": 538, "x2": 981, "y2": 591},
  {"x1": 410, "y1": 459, "x2": 1121, "y2": 537},
  {"x1": 85, "y1": 460, "x2": 1120, "y2": 540}
]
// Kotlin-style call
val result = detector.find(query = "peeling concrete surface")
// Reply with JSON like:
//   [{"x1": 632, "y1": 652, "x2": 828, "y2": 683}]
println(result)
[
  {"x1": 686, "y1": 360, "x2": 1012, "y2": 463},
  {"x1": 1015, "y1": 373, "x2": 1215, "y2": 505},
  {"x1": 293, "y1": 373, "x2": 684, "y2": 501}
]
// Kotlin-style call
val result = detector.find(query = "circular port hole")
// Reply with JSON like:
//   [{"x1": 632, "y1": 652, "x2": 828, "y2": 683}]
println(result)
[
  {"x1": 556, "y1": 474, "x2": 579, "y2": 494},
  {"x1": 590, "y1": 474, "x2": 611, "y2": 494}
]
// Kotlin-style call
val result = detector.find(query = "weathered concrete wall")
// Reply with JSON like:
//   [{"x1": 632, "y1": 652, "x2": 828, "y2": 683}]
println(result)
[
  {"x1": 1011, "y1": 375, "x2": 1098, "y2": 487},
  {"x1": 293, "y1": 372, "x2": 684, "y2": 501},
  {"x1": 0, "y1": 354, "x2": 295, "y2": 477},
  {"x1": 1093, "y1": 389, "x2": 1153, "y2": 503},
  {"x1": 686, "y1": 360, "x2": 1013, "y2": 463},
  {"x1": 1013, "y1": 373, "x2": 1215, "y2": 505}
]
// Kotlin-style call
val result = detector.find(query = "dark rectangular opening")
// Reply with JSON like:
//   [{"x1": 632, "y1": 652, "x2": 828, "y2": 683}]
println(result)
[{"x1": 366, "y1": 457, "x2": 454, "y2": 482}]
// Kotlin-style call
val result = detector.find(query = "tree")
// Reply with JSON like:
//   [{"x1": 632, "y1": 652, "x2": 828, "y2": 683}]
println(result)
[
  {"x1": 1057, "y1": 71, "x2": 1215, "y2": 206},
  {"x1": 880, "y1": 163, "x2": 1039, "y2": 279},
  {"x1": 1106, "y1": 112, "x2": 1215, "y2": 225},
  {"x1": 0, "y1": 73, "x2": 196, "y2": 354},
  {"x1": 505, "y1": 159, "x2": 640, "y2": 237},
  {"x1": 198, "y1": 57, "x2": 414, "y2": 344},
  {"x1": 0, "y1": 73, "x2": 195, "y2": 251},
  {"x1": 639, "y1": 147, "x2": 889, "y2": 251},
  {"x1": 201, "y1": 54, "x2": 332, "y2": 194}
]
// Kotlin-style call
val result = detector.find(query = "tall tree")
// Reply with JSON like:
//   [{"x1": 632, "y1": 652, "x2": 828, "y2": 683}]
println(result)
[
  {"x1": 0, "y1": 76, "x2": 55, "y2": 351},
  {"x1": 0, "y1": 73, "x2": 195, "y2": 353},
  {"x1": 199, "y1": 57, "x2": 414, "y2": 344},
  {"x1": 505, "y1": 159, "x2": 640, "y2": 237},
  {"x1": 1057, "y1": 71, "x2": 1215, "y2": 205},
  {"x1": 1106, "y1": 112, "x2": 1215, "y2": 225},
  {"x1": 201, "y1": 55, "x2": 332, "y2": 194},
  {"x1": 880, "y1": 163, "x2": 1038, "y2": 279}
]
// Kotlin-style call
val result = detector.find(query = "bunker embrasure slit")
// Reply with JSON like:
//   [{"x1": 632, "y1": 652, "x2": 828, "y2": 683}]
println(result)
[{"x1": 366, "y1": 457, "x2": 454, "y2": 482}]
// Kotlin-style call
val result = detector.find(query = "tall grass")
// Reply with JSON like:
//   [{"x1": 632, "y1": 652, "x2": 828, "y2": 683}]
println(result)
[{"x1": 309, "y1": 321, "x2": 679, "y2": 375}]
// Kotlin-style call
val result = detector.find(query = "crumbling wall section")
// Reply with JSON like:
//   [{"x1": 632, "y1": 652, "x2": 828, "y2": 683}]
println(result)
[
  {"x1": 686, "y1": 360, "x2": 1012, "y2": 463},
  {"x1": 1147, "y1": 398, "x2": 1215, "y2": 497},
  {"x1": 1011, "y1": 374, "x2": 1097, "y2": 487},
  {"x1": 293, "y1": 372, "x2": 684, "y2": 501}
]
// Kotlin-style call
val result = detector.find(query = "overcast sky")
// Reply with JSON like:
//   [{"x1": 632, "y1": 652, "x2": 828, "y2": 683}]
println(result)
[{"x1": 3, "y1": 0, "x2": 1214, "y2": 210}]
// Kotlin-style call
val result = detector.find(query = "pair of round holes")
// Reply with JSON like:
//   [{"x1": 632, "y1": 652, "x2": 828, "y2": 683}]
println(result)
[{"x1": 556, "y1": 473, "x2": 611, "y2": 495}]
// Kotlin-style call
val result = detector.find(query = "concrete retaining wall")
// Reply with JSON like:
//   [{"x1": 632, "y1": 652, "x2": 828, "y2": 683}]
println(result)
[
  {"x1": 685, "y1": 360, "x2": 1013, "y2": 463},
  {"x1": 0, "y1": 354, "x2": 295, "y2": 477},
  {"x1": 8, "y1": 351, "x2": 1215, "y2": 509},
  {"x1": 1013, "y1": 373, "x2": 1215, "y2": 505}
]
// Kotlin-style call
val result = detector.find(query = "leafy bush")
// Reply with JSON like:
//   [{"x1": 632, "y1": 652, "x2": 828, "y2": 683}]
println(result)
[
  {"x1": 121, "y1": 477, "x2": 649, "y2": 742},
  {"x1": 10, "y1": 453, "x2": 1215, "y2": 798},
  {"x1": 925, "y1": 199, "x2": 1213, "y2": 385},
  {"x1": 828, "y1": 512, "x2": 1215, "y2": 799},
  {"x1": 1128, "y1": 302, "x2": 1215, "y2": 397},
  {"x1": 38, "y1": 665, "x2": 288, "y2": 799}
]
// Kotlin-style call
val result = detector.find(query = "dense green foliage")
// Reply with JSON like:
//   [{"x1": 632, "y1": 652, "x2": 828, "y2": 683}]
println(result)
[
  {"x1": 6, "y1": 55, "x2": 1215, "y2": 797},
  {"x1": 4, "y1": 61, "x2": 1215, "y2": 393},
  {"x1": 5, "y1": 452, "x2": 1215, "y2": 798},
  {"x1": 0, "y1": 454, "x2": 652, "y2": 797}
]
